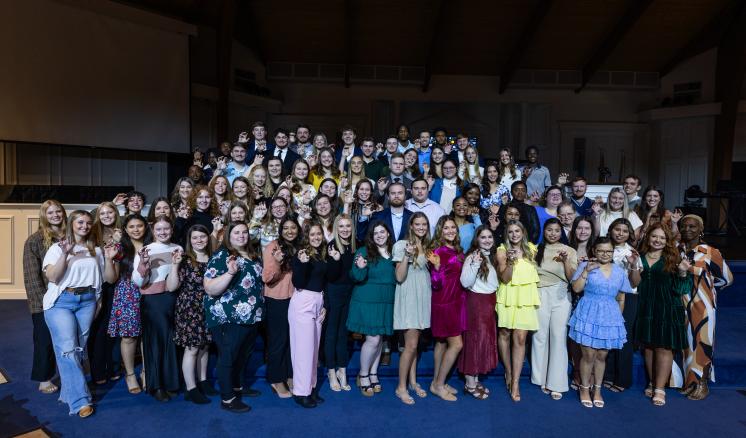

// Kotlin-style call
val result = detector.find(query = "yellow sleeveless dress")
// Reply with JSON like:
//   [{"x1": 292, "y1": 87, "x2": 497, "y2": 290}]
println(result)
[{"x1": 496, "y1": 243, "x2": 540, "y2": 330}]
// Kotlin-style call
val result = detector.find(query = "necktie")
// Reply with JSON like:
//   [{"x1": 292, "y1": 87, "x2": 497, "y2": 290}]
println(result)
[{"x1": 394, "y1": 177, "x2": 401, "y2": 183}]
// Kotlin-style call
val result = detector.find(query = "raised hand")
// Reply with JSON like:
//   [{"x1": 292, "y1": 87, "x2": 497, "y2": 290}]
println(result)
[
  {"x1": 226, "y1": 255, "x2": 239, "y2": 274},
  {"x1": 471, "y1": 251, "x2": 483, "y2": 266},
  {"x1": 253, "y1": 153, "x2": 264, "y2": 166},
  {"x1": 217, "y1": 157, "x2": 228, "y2": 171},
  {"x1": 488, "y1": 213, "x2": 500, "y2": 230},
  {"x1": 591, "y1": 200, "x2": 603, "y2": 216},
  {"x1": 253, "y1": 203, "x2": 268, "y2": 220},
  {"x1": 328, "y1": 244, "x2": 341, "y2": 261},
  {"x1": 529, "y1": 191, "x2": 541, "y2": 204},
  {"x1": 111, "y1": 228, "x2": 122, "y2": 244},
  {"x1": 306, "y1": 154, "x2": 317, "y2": 168},
  {"x1": 506, "y1": 249, "x2": 518, "y2": 263},
  {"x1": 672, "y1": 208, "x2": 683, "y2": 224},
  {"x1": 625, "y1": 249, "x2": 640, "y2": 267},
  {"x1": 426, "y1": 251, "x2": 440, "y2": 269},
  {"x1": 678, "y1": 257, "x2": 691, "y2": 275},
  {"x1": 271, "y1": 246, "x2": 285, "y2": 263},
  {"x1": 238, "y1": 131, "x2": 249, "y2": 143},
  {"x1": 422, "y1": 163, "x2": 430, "y2": 176},
  {"x1": 377, "y1": 177, "x2": 389, "y2": 193},
  {"x1": 344, "y1": 190, "x2": 354, "y2": 205},
  {"x1": 139, "y1": 247, "x2": 151, "y2": 268},
  {"x1": 298, "y1": 249, "x2": 310, "y2": 263},
  {"x1": 554, "y1": 249, "x2": 569, "y2": 263},
  {"x1": 113, "y1": 193, "x2": 127, "y2": 206},
  {"x1": 172, "y1": 249, "x2": 183, "y2": 264},
  {"x1": 284, "y1": 175, "x2": 295, "y2": 190},
  {"x1": 103, "y1": 243, "x2": 118, "y2": 260},
  {"x1": 212, "y1": 217, "x2": 224, "y2": 233},
  {"x1": 354, "y1": 254, "x2": 367, "y2": 269},
  {"x1": 557, "y1": 172, "x2": 569, "y2": 186},
  {"x1": 585, "y1": 258, "x2": 600, "y2": 272},
  {"x1": 58, "y1": 239, "x2": 73, "y2": 255},
  {"x1": 177, "y1": 205, "x2": 190, "y2": 219},
  {"x1": 522, "y1": 166, "x2": 533, "y2": 179},
  {"x1": 404, "y1": 241, "x2": 415, "y2": 258},
  {"x1": 362, "y1": 202, "x2": 373, "y2": 217}
]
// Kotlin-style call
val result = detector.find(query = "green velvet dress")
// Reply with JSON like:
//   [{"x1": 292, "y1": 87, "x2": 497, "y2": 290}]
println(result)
[
  {"x1": 634, "y1": 257, "x2": 692, "y2": 350},
  {"x1": 346, "y1": 247, "x2": 396, "y2": 336}
]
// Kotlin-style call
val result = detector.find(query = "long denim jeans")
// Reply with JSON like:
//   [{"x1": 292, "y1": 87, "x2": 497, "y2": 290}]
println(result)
[{"x1": 44, "y1": 291, "x2": 96, "y2": 415}]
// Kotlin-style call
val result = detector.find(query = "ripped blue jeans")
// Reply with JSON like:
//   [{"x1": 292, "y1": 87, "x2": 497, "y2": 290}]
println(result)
[{"x1": 44, "y1": 291, "x2": 96, "y2": 415}]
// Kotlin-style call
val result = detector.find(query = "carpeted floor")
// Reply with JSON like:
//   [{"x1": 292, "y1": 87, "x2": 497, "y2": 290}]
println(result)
[{"x1": 1, "y1": 299, "x2": 745, "y2": 438}]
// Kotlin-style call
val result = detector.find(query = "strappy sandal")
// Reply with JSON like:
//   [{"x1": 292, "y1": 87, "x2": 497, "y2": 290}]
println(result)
[
  {"x1": 542, "y1": 387, "x2": 563, "y2": 400},
  {"x1": 652, "y1": 388, "x2": 666, "y2": 406},
  {"x1": 395, "y1": 388, "x2": 415, "y2": 405},
  {"x1": 592, "y1": 385, "x2": 605, "y2": 408},
  {"x1": 336, "y1": 369, "x2": 351, "y2": 391},
  {"x1": 644, "y1": 383, "x2": 653, "y2": 398},
  {"x1": 38, "y1": 382, "x2": 59, "y2": 394},
  {"x1": 369, "y1": 373, "x2": 382, "y2": 393},
  {"x1": 504, "y1": 373, "x2": 512, "y2": 391},
  {"x1": 429, "y1": 383, "x2": 457, "y2": 401},
  {"x1": 475, "y1": 382, "x2": 490, "y2": 395},
  {"x1": 327, "y1": 369, "x2": 341, "y2": 392},
  {"x1": 464, "y1": 385, "x2": 489, "y2": 400},
  {"x1": 409, "y1": 382, "x2": 427, "y2": 398},
  {"x1": 510, "y1": 386, "x2": 521, "y2": 402},
  {"x1": 579, "y1": 385, "x2": 593, "y2": 408},
  {"x1": 604, "y1": 381, "x2": 625, "y2": 393},
  {"x1": 125, "y1": 373, "x2": 142, "y2": 394},
  {"x1": 356, "y1": 374, "x2": 374, "y2": 397}
]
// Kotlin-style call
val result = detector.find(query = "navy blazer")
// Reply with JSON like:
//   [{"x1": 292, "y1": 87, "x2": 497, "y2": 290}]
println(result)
[
  {"x1": 245, "y1": 140, "x2": 275, "y2": 164},
  {"x1": 359, "y1": 208, "x2": 412, "y2": 242},
  {"x1": 266, "y1": 146, "x2": 301, "y2": 173}
]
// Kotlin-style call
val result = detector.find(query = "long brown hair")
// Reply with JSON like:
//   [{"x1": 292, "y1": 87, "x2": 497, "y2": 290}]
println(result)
[
  {"x1": 638, "y1": 222, "x2": 679, "y2": 273},
  {"x1": 465, "y1": 225, "x2": 496, "y2": 281},
  {"x1": 65, "y1": 210, "x2": 97, "y2": 256},
  {"x1": 222, "y1": 221, "x2": 258, "y2": 260},
  {"x1": 38, "y1": 199, "x2": 67, "y2": 250},
  {"x1": 184, "y1": 224, "x2": 213, "y2": 268},
  {"x1": 301, "y1": 221, "x2": 327, "y2": 261},
  {"x1": 364, "y1": 221, "x2": 393, "y2": 263},
  {"x1": 404, "y1": 212, "x2": 430, "y2": 269},
  {"x1": 430, "y1": 216, "x2": 463, "y2": 255}
]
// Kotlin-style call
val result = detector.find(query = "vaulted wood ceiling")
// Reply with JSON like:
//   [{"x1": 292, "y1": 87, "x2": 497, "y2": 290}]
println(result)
[{"x1": 117, "y1": 0, "x2": 735, "y2": 75}]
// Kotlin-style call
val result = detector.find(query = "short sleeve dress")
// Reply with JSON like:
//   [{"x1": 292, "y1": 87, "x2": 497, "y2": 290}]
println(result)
[
  {"x1": 496, "y1": 243, "x2": 540, "y2": 330},
  {"x1": 430, "y1": 245, "x2": 467, "y2": 338},
  {"x1": 173, "y1": 261, "x2": 211, "y2": 348},
  {"x1": 567, "y1": 263, "x2": 633, "y2": 349},
  {"x1": 634, "y1": 257, "x2": 692, "y2": 350},
  {"x1": 392, "y1": 240, "x2": 431, "y2": 330},
  {"x1": 346, "y1": 247, "x2": 396, "y2": 335}
]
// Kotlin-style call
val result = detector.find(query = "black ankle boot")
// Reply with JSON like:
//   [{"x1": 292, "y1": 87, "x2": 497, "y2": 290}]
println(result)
[
  {"x1": 293, "y1": 395, "x2": 317, "y2": 408},
  {"x1": 311, "y1": 387, "x2": 325, "y2": 404},
  {"x1": 197, "y1": 379, "x2": 219, "y2": 396},
  {"x1": 186, "y1": 388, "x2": 210, "y2": 404},
  {"x1": 152, "y1": 389, "x2": 170, "y2": 402}
]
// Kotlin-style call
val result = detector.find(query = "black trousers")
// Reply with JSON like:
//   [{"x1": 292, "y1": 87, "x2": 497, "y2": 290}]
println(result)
[
  {"x1": 31, "y1": 312, "x2": 56, "y2": 382},
  {"x1": 141, "y1": 293, "x2": 179, "y2": 392},
  {"x1": 323, "y1": 284, "x2": 352, "y2": 369},
  {"x1": 604, "y1": 293, "x2": 639, "y2": 389},
  {"x1": 210, "y1": 322, "x2": 259, "y2": 401},
  {"x1": 87, "y1": 283, "x2": 117, "y2": 382},
  {"x1": 264, "y1": 297, "x2": 292, "y2": 384}
]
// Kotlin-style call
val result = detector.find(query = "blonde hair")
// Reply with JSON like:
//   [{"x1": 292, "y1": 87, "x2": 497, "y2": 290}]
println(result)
[
  {"x1": 463, "y1": 145, "x2": 482, "y2": 182},
  {"x1": 39, "y1": 200, "x2": 67, "y2": 250},
  {"x1": 332, "y1": 214, "x2": 356, "y2": 254},
  {"x1": 65, "y1": 210, "x2": 97, "y2": 256},
  {"x1": 405, "y1": 212, "x2": 431, "y2": 268},
  {"x1": 92, "y1": 201, "x2": 121, "y2": 247},
  {"x1": 247, "y1": 166, "x2": 274, "y2": 199},
  {"x1": 502, "y1": 220, "x2": 536, "y2": 263}
]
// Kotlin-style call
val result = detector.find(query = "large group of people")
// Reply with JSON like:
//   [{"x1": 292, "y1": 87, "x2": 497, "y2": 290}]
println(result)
[{"x1": 23, "y1": 123, "x2": 733, "y2": 418}]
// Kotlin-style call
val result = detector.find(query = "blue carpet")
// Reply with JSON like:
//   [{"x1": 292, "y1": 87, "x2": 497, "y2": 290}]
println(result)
[{"x1": 2, "y1": 299, "x2": 746, "y2": 438}]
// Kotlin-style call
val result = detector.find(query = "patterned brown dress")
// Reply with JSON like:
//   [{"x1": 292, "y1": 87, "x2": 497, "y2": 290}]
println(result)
[{"x1": 173, "y1": 261, "x2": 211, "y2": 348}]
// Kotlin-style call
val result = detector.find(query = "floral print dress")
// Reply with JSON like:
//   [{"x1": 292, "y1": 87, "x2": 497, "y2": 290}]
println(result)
[
  {"x1": 173, "y1": 261, "x2": 211, "y2": 348},
  {"x1": 203, "y1": 248, "x2": 265, "y2": 329}
]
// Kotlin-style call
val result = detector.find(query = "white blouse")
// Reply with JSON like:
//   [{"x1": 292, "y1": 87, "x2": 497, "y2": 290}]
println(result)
[
  {"x1": 42, "y1": 244, "x2": 104, "y2": 310},
  {"x1": 460, "y1": 251, "x2": 498, "y2": 294}
]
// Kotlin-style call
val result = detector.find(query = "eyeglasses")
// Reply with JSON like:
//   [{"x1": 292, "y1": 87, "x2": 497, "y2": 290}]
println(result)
[{"x1": 595, "y1": 250, "x2": 614, "y2": 255}]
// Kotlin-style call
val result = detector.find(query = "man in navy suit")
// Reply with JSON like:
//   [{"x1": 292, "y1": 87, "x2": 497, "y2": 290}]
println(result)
[
  {"x1": 266, "y1": 128, "x2": 301, "y2": 174},
  {"x1": 366, "y1": 182, "x2": 411, "y2": 242},
  {"x1": 244, "y1": 121, "x2": 275, "y2": 164}
]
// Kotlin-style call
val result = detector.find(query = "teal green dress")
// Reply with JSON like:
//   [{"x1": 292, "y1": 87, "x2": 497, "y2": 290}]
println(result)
[
  {"x1": 346, "y1": 247, "x2": 396, "y2": 335},
  {"x1": 634, "y1": 257, "x2": 692, "y2": 350}
]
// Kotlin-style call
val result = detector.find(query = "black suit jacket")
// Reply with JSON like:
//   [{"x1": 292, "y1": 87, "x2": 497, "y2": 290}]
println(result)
[
  {"x1": 367, "y1": 208, "x2": 412, "y2": 242},
  {"x1": 267, "y1": 146, "x2": 301, "y2": 173}
]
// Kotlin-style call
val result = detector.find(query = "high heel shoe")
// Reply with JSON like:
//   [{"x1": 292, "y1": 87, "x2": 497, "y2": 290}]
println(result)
[
  {"x1": 356, "y1": 374, "x2": 374, "y2": 397},
  {"x1": 125, "y1": 373, "x2": 141, "y2": 394},
  {"x1": 579, "y1": 385, "x2": 593, "y2": 408},
  {"x1": 78, "y1": 405, "x2": 94, "y2": 418},
  {"x1": 369, "y1": 373, "x2": 382, "y2": 393},
  {"x1": 652, "y1": 388, "x2": 666, "y2": 406},
  {"x1": 336, "y1": 368, "x2": 351, "y2": 391},
  {"x1": 591, "y1": 385, "x2": 605, "y2": 408},
  {"x1": 327, "y1": 369, "x2": 341, "y2": 392},
  {"x1": 271, "y1": 383, "x2": 292, "y2": 399}
]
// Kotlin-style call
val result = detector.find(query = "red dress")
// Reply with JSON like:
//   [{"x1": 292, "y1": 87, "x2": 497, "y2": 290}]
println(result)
[{"x1": 429, "y1": 246, "x2": 467, "y2": 338}]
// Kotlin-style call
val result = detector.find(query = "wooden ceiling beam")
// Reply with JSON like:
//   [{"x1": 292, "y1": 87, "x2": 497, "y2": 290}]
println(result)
[
  {"x1": 498, "y1": 0, "x2": 553, "y2": 94},
  {"x1": 422, "y1": 0, "x2": 446, "y2": 93},
  {"x1": 659, "y1": 0, "x2": 744, "y2": 78},
  {"x1": 575, "y1": 0, "x2": 653, "y2": 93}
]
